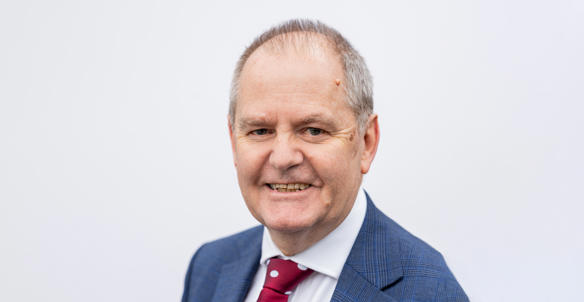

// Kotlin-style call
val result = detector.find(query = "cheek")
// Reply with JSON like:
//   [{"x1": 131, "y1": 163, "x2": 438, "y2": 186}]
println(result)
[
  {"x1": 235, "y1": 143, "x2": 269, "y2": 181},
  {"x1": 304, "y1": 143, "x2": 358, "y2": 183},
  {"x1": 313, "y1": 138, "x2": 358, "y2": 162}
]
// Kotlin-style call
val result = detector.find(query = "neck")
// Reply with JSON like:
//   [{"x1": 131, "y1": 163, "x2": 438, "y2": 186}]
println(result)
[{"x1": 268, "y1": 226, "x2": 331, "y2": 256}]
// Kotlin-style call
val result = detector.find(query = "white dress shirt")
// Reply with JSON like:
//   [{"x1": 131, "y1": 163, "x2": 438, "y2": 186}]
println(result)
[{"x1": 243, "y1": 187, "x2": 367, "y2": 302}]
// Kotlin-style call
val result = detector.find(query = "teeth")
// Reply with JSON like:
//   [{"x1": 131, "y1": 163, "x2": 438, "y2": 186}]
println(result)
[{"x1": 268, "y1": 183, "x2": 310, "y2": 192}]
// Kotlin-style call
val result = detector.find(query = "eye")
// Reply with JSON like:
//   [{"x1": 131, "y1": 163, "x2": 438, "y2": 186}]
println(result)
[
  {"x1": 306, "y1": 127, "x2": 323, "y2": 136},
  {"x1": 250, "y1": 128, "x2": 271, "y2": 136}
]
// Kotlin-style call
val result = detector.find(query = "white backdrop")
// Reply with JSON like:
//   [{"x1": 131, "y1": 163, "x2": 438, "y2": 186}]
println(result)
[{"x1": 1, "y1": 1, "x2": 583, "y2": 301}]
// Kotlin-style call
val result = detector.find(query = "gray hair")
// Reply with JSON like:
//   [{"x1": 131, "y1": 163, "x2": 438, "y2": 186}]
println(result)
[{"x1": 229, "y1": 19, "x2": 373, "y2": 133}]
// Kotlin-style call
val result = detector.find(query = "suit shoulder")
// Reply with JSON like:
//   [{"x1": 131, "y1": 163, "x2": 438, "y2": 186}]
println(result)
[
  {"x1": 373, "y1": 206, "x2": 468, "y2": 301},
  {"x1": 194, "y1": 225, "x2": 263, "y2": 264},
  {"x1": 373, "y1": 207, "x2": 451, "y2": 275},
  {"x1": 181, "y1": 226, "x2": 263, "y2": 302}
]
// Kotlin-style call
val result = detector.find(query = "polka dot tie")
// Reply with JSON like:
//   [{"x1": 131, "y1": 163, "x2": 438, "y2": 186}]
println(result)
[{"x1": 257, "y1": 258, "x2": 313, "y2": 302}]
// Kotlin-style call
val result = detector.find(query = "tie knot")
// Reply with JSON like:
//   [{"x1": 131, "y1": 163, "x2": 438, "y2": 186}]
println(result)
[{"x1": 263, "y1": 258, "x2": 313, "y2": 294}]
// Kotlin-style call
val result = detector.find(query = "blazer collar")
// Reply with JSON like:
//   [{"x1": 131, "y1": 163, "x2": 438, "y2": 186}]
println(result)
[
  {"x1": 332, "y1": 191, "x2": 404, "y2": 302},
  {"x1": 211, "y1": 227, "x2": 263, "y2": 302}
]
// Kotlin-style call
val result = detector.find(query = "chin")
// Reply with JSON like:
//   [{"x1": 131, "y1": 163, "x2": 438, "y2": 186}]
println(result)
[
  {"x1": 262, "y1": 213, "x2": 317, "y2": 234},
  {"x1": 244, "y1": 187, "x2": 326, "y2": 233}
]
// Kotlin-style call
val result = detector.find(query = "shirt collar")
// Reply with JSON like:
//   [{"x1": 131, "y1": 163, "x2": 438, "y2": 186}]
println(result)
[{"x1": 260, "y1": 186, "x2": 367, "y2": 279}]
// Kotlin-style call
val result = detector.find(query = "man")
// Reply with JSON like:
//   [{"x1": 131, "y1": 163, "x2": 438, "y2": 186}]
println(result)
[{"x1": 182, "y1": 19, "x2": 468, "y2": 302}]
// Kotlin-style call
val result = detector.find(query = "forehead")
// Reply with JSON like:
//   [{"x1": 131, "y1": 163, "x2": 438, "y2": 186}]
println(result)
[
  {"x1": 236, "y1": 35, "x2": 350, "y2": 122},
  {"x1": 240, "y1": 34, "x2": 344, "y2": 84}
]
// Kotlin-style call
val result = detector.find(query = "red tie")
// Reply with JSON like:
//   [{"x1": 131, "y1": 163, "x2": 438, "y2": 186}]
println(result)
[{"x1": 257, "y1": 258, "x2": 313, "y2": 302}]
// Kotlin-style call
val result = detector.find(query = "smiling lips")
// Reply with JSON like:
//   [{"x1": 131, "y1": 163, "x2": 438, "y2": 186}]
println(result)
[{"x1": 268, "y1": 183, "x2": 311, "y2": 192}]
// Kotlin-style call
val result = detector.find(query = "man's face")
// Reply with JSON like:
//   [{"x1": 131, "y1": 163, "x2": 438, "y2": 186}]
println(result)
[{"x1": 230, "y1": 42, "x2": 377, "y2": 237}]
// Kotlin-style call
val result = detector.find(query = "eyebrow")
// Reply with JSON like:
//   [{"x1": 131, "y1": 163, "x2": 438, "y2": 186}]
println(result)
[
  {"x1": 236, "y1": 113, "x2": 338, "y2": 129},
  {"x1": 299, "y1": 113, "x2": 337, "y2": 128},
  {"x1": 236, "y1": 116, "x2": 275, "y2": 129}
]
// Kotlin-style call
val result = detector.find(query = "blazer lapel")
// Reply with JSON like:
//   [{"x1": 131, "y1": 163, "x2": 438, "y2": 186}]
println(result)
[
  {"x1": 331, "y1": 192, "x2": 404, "y2": 302},
  {"x1": 211, "y1": 229, "x2": 262, "y2": 302},
  {"x1": 332, "y1": 265, "x2": 399, "y2": 302}
]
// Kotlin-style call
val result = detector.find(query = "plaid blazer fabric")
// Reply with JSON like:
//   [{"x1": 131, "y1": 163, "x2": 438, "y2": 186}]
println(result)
[{"x1": 182, "y1": 192, "x2": 469, "y2": 302}]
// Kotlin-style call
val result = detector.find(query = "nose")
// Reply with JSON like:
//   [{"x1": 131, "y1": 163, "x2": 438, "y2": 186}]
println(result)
[{"x1": 268, "y1": 133, "x2": 303, "y2": 171}]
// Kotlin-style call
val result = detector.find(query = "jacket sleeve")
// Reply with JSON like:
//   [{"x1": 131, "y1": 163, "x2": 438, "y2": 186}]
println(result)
[{"x1": 181, "y1": 244, "x2": 205, "y2": 302}]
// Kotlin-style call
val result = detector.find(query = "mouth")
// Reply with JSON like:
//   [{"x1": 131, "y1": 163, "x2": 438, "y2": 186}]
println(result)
[{"x1": 267, "y1": 183, "x2": 312, "y2": 192}]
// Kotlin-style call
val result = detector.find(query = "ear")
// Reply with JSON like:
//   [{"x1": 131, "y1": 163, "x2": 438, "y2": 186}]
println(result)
[
  {"x1": 227, "y1": 115, "x2": 237, "y2": 167},
  {"x1": 360, "y1": 114, "x2": 380, "y2": 174}
]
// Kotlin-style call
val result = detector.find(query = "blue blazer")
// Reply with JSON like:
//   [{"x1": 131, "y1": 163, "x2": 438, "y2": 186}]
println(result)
[{"x1": 182, "y1": 193, "x2": 468, "y2": 302}]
